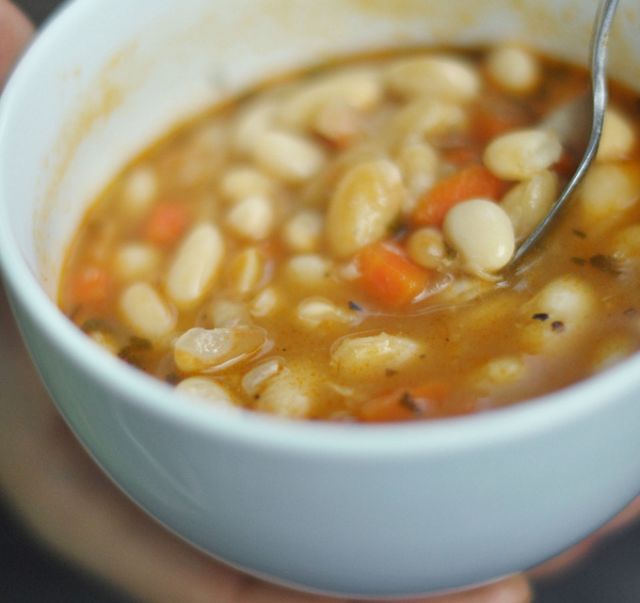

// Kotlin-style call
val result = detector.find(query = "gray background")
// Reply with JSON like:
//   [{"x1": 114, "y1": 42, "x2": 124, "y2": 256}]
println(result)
[{"x1": 2, "y1": 1, "x2": 640, "y2": 601}]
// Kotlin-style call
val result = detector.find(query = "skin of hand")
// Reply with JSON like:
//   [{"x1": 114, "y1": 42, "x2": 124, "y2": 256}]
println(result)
[{"x1": 0, "y1": 1, "x2": 630, "y2": 601}]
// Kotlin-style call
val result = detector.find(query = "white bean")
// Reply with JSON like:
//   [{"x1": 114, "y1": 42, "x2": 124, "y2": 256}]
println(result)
[
  {"x1": 209, "y1": 299, "x2": 252, "y2": 328},
  {"x1": 220, "y1": 167, "x2": 274, "y2": 204},
  {"x1": 336, "y1": 259, "x2": 362, "y2": 282},
  {"x1": 242, "y1": 358, "x2": 285, "y2": 397},
  {"x1": 175, "y1": 377, "x2": 240, "y2": 410},
  {"x1": 233, "y1": 99, "x2": 277, "y2": 155},
  {"x1": 119, "y1": 282, "x2": 176, "y2": 340},
  {"x1": 486, "y1": 46, "x2": 541, "y2": 94},
  {"x1": 597, "y1": 108, "x2": 636, "y2": 162},
  {"x1": 284, "y1": 254, "x2": 332, "y2": 288},
  {"x1": 250, "y1": 287, "x2": 280, "y2": 317},
  {"x1": 166, "y1": 222, "x2": 225, "y2": 310},
  {"x1": 406, "y1": 227, "x2": 447, "y2": 270},
  {"x1": 501, "y1": 170, "x2": 559, "y2": 241},
  {"x1": 256, "y1": 369, "x2": 312, "y2": 418},
  {"x1": 330, "y1": 332, "x2": 425, "y2": 380},
  {"x1": 385, "y1": 55, "x2": 481, "y2": 102},
  {"x1": 226, "y1": 196, "x2": 275, "y2": 241},
  {"x1": 579, "y1": 163, "x2": 640, "y2": 228},
  {"x1": 484, "y1": 129, "x2": 562, "y2": 180},
  {"x1": 114, "y1": 243, "x2": 161, "y2": 282},
  {"x1": 387, "y1": 99, "x2": 467, "y2": 149},
  {"x1": 173, "y1": 326, "x2": 269, "y2": 373},
  {"x1": 443, "y1": 199, "x2": 515, "y2": 275},
  {"x1": 473, "y1": 355, "x2": 526, "y2": 390},
  {"x1": 397, "y1": 142, "x2": 440, "y2": 212},
  {"x1": 521, "y1": 275, "x2": 597, "y2": 353},
  {"x1": 253, "y1": 130, "x2": 325, "y2": 183},
  {"x1": 313, "y1": 101, "x2": 363, "y2": 145},
  {"x1": 296, "y1": 298, "x2": 359, "y2": 329},
  {"x1": 227, "y1": 247, "x2": 266, "y2": 296},
  {"x1": 282, "y1": 210, "x2": 324, "y2": 252},
  {"x1": 119, "y1": 166, "x2": 158, "y2": 217},
  {"x1": 280, "y1": 68, "x2": 383, "y2": 130},
  {"x1": 326, "y1": 159, "x2": 404, "y2": 257}
]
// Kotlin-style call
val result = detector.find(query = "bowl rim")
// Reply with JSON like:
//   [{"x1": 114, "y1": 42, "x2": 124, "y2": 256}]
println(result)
[{"x1": 1, "y1": 0, "x2": 638, "y2": 457}]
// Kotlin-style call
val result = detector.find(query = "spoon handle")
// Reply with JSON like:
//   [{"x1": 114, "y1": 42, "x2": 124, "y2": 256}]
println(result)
[{"x1": 510, "y1": 0, "x2": 620, "y2": 268}]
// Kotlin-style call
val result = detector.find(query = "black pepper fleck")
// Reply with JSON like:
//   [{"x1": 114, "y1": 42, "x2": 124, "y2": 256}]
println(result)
[
  {"x1": 532, "y1": 313, "x2": 549, "y2": 321},
  {"x1": 589, "y1": 254, "x2": 622, "y2": 275},
  {"x1": 348, "y1": 300, "x2": 364, "y2": 312},
  {"x1": 551, "y1": 321, "x2": 566, "y2": 332},
  {"x1": 399, "y1": 391, "x2": 421, "y2": 414},
  {"x1": 572, "y1": 229, "x2": 587, "y2": 239}
]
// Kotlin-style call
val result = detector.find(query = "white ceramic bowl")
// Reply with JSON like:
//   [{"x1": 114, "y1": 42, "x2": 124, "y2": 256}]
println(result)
[{"x1": 3, "y1": 0, "x2": 640, "y2": 598}]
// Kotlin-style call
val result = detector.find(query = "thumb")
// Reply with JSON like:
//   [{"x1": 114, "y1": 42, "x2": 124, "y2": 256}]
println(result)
[{"x1": 0, "y1": 0, "x2": 34, "y2": 88}]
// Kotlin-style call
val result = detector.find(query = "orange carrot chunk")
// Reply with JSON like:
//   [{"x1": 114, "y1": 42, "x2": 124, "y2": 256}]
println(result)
[
  {"x1": 359, "y1": 383, "x2": 451, "y2": 423},
  {"x1": 357, "y1": 242, "x2": 430, "y2": 307},
  {"x1": 70, "y1": 265, "x2": 110, "y2": 305},
  {"x1": 143, "y1": 201, "x2": 190, "y2": 246},
  {"x1": 412, "y1": 164, "x2": 508, "y2": 227}
]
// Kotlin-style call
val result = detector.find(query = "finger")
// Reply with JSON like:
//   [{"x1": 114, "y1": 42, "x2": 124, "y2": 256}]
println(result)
[
  {"x1": 531, "y1": 496, "x2": 640, "y2": 580},
  {"x1": 387, "y1": 575, "x2": 532, "y2": 603},
  {"x1": 0, "y1": 0, "x2": 34, "y2": 87},
  {"x1": 528, "y1": 540, "x2": 594, "y2": 579},
  {"x1": 597, "y1": 496, "x2": 640, "y2": 536}
]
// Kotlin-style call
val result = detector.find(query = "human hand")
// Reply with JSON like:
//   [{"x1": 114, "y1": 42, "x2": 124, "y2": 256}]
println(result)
[{"x1": 0, "y1": 2, "x2": 532, "y2": 601}]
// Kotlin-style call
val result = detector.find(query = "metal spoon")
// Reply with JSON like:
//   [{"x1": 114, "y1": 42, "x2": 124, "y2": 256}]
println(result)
[{"x1": 510, "y1": 0, "x2": 620, "y2": 267}]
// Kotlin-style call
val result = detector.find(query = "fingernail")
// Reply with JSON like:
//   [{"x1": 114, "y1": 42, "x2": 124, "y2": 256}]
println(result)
[
  {"x1": 482, "y1": 575, "x2": 533, "y2": 603},
  {"x1": 385, "y1": 575, "x2": 532, "y2": 603}
]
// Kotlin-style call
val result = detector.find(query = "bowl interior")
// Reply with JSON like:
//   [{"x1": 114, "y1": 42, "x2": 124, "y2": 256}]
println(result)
[{"x1": 4, "y1": 0, "x2": 637, "y2": 299}]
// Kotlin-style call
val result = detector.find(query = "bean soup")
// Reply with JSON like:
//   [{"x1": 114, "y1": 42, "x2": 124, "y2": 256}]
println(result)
[{"x1": 60, "y1": 46, "x2": 640, "y2": 422}]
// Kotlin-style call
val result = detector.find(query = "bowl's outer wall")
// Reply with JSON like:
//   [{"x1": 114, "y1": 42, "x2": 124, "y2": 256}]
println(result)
[
  {"x1": 4, "y1": 0, "x2": 640, "y2": 598},
  {"x1": 10, "y1": 284, "x2": 640, "y2": 598}
]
